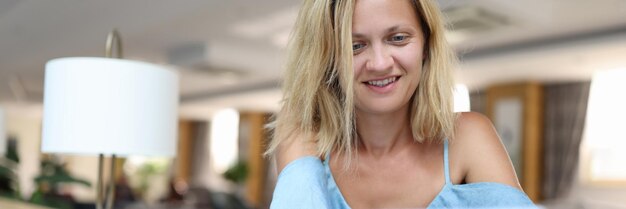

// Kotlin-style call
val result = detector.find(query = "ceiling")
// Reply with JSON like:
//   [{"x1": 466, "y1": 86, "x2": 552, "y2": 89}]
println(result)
[{"x1": 1, "y1": 0, "x2": 625, "y2": 119}]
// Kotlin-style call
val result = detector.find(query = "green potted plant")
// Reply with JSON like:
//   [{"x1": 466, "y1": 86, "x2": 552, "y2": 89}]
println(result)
[
  {"x1": 29, "y1": 156, "x2": 91, "y2": 209},
  {"x1": 223, "y1": 160, "x2": 248, "y2": 184},
  {"x1": 0, "y1": 137, "x2": 21, "y2": 199}
]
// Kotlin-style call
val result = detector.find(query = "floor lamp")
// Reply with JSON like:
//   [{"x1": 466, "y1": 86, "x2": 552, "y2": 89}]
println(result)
[{"x1": 41, "y1": 30, "x2": 179, "y2": 209}]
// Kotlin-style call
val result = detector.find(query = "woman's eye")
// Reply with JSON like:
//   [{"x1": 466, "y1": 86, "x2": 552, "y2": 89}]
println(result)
[
  {"x1": 353, "y1": 42, "x2": 365, "y2": 51},
  {"x1": 390, "y1": 35, "x2": 407, "y2": 42}
]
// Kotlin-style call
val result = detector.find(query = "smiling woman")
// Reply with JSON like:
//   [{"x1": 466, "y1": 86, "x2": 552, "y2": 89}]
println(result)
[{"x1": 266, "y1": 0, "x2": 537, "y2": 208}]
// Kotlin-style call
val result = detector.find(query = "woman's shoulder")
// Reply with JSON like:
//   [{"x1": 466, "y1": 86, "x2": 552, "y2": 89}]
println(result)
[
  {"x1": 452, "y1": 112, "x2": 500, "y2": 148},
  {"x1": 450, "y1": 112, "x2": 523, "y2": 189},
  {"x1": 274, "y1": 130, "x2": 320, "y2": 174}
]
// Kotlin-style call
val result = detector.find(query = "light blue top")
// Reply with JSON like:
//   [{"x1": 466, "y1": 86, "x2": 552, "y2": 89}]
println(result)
[{"x1": 271, "y1": 141, "x2": 538, "y2": 209}]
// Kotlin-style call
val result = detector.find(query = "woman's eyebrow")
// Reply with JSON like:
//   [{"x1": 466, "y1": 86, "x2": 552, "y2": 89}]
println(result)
[
  {"x1": 352, "y1": 25, "x2": 415, "y2": 38},
  {"x1": 388, "y1": 25, "x2": 419, "y2": 34},
  {"x1": 352, "y1": 33, "x2": 366, "y2": 39},
  {"x1": 386, "y1": 25, "x2": 401, "y2": 33}
]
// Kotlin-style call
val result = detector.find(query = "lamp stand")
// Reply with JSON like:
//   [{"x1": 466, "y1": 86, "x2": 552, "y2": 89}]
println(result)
[
  {"x1": 96, "y1": 29, "x2": 123, "y2": 209},
  {"x1": 105, "y1": 29, "x2": 123, "y2": 59},
  {"x1": 96, "y1": 154, "x2": 117, "y2": 209}
]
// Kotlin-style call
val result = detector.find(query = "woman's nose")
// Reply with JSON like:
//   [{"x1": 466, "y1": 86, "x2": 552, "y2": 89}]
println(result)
[{"x1": 365, "y1": 44, "x2": 393, "y2": 72}]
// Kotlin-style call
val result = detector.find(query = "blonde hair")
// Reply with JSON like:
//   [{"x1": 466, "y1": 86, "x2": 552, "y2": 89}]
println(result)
[{"x1": 266, "y1": 0, "x2": 458, "y2": 161}]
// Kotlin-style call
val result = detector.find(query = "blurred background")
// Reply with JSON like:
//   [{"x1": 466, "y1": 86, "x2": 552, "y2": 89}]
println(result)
[{"x1": 0, "y1": 0, "x2": 625, "y2": 208}]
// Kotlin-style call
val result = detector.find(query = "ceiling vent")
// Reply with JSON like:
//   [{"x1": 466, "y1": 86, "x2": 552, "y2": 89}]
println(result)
[
  {"x1": 444, "y1": 6, "x2": 508, "y2": 33},
  {"x1": 167, "y1": 43, "x2": 246, "y2": 77}
]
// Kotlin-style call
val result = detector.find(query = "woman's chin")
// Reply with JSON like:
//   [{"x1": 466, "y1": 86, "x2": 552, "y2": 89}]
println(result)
[{"x1": 355, "y1": 102, "x2": 410, "y2": 116}]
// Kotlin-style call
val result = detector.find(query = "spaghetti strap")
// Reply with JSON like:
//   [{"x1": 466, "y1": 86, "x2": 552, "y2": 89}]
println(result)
[{"x1": 443, "y1": 139, "x2": 452, "y2": 185}]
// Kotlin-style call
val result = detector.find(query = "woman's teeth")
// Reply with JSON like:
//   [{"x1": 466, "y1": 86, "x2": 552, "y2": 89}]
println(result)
[{"x1": 367, "y1": 77, "x2": 397, "y2": 87}]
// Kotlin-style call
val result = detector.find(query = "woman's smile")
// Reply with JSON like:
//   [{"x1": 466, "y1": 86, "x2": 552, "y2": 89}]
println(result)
[{"x1": 363, "y1": 75, "x2": 402, "y2": 94}]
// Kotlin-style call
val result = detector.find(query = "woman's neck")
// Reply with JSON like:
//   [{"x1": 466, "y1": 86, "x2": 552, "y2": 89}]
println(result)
[{"x1": 355, "y1": 106, "x2": 414, "y2": 158}]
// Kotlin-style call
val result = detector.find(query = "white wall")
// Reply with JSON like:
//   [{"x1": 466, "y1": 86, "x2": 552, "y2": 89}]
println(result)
[
  {"x1": 5, "y1": 107, "x2": 42, "y2": 199},
  {"x1": 64, "y1": 155, "x2": 100, "y2": 202}
]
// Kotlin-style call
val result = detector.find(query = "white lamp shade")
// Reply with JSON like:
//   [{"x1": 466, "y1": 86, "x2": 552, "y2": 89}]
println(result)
[
  {"x1": 41, "y1": 57, "x2": 179, "y2": 157},
  {"x1": 0, "y1": 108, "x2": 5, "y2": 155}
]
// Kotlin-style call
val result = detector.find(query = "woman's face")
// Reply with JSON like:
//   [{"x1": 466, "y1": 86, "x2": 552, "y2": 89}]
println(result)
[{"x1": 352, "y1": 0, "x2": 426, "y2": 115}]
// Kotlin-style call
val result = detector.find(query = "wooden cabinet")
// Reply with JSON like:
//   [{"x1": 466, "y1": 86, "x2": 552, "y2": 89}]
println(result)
[{"x1": 486, "y1": 82, "x2": 543, "y2": 202}]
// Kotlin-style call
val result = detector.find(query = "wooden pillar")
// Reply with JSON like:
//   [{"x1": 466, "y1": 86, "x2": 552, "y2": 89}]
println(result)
[
  {"x1": 176, "y1": 120, "x2": 194, "y2": 184},
  {"x1": 243, "y1": 112, "x2": 269, "y2": 207}
]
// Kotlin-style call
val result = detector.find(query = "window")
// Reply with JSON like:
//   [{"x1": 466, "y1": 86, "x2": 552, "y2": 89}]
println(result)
[{"x1": 581, "y1": 68, "x2": 626, "y2": 184}]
